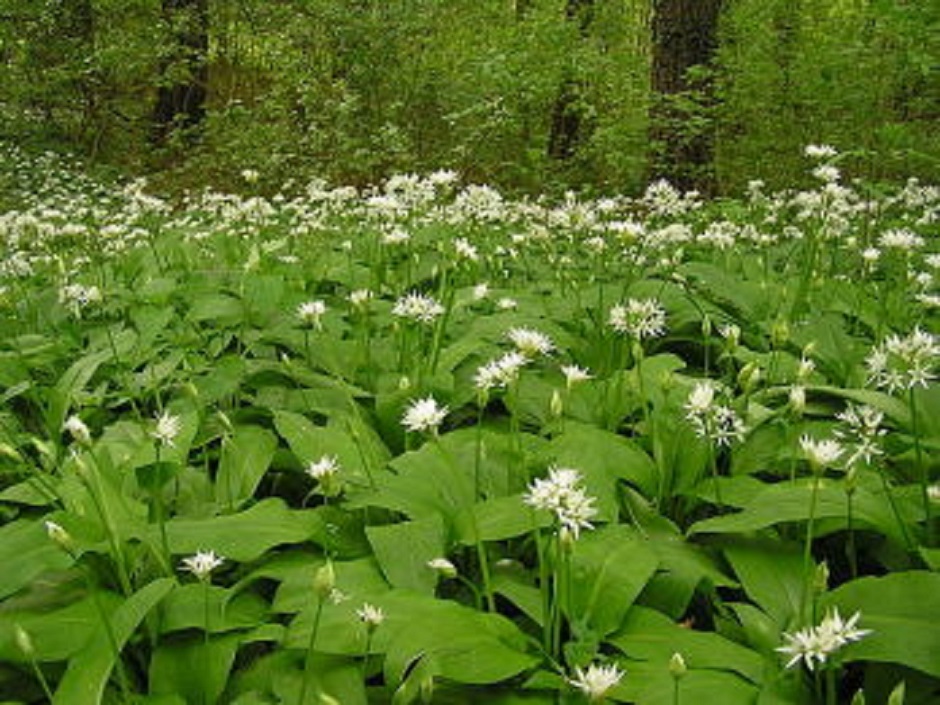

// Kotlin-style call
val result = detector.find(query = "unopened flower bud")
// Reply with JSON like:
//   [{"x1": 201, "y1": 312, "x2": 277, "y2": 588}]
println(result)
[
  {"x1": 771, "y1": 320, "x2": 790, "y2": 348},
  {"x1": 427, "y1": 558, "x2": 457, "y2": 579},
  {"x1": 45, "y1": 520, "x2": 75, "y2": 552},
  {"x1": 814, "y1": 561, "x2": 830, "y2": 593},
  {"x1": 669, "y1": 652, "x2": 687, "y2": 679},
  {"x1": 738, "y1": 362, "x2": 761, "y2": 394},
  {"x1": 550, "y1": 390, "x2": 564, "y2": 418},
  {"x1": 14, "y1": 624, "x2": 34, "y2": 657},
  {"x1": 850, "y1": 689, "x2": 866, "y2": 705},
  {"x1": 313, "y1": 561, "x2": 335, "y2": 599},
  {"x1": 701, "y1": 315, "x2": 712, "y2": 338},
  {"x1": 419, "y1": 675, "x2": 435, "y2": 704},
  {"x1": 845, "y1": 466, "x2": 858, "y2": 495},
  {"x1": 789, "y1": 385, "x2": 806, "y2": 415},
  {"x1": 887, "y1": 681, "x2": 905, "y2": 705}
]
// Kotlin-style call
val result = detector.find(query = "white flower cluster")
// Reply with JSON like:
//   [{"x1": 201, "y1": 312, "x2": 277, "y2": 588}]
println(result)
[
  {"x1": 475, "y1": 351, "x2": 528, "y2": 392},
  {"x1": 392, "y1": 292, "x2": 445, "y2": 325},
  {"x1": 777, "y1": 609, "x2": 871, "y2": 671},
  {"x1": 297, "y1": 300, "x2": 327, "y2": 328},
  {"x1": 524, "y1": 466, "x2": 598, "y2": 540},
  {"x1": 608, "y1": 298, "x2": 667, "y2": 339},
  {"x1": 567, "y1": 662, "x2": 625, "y2": 701},
  {"x1": 59, "y1": 283, "x2": 102, "y2": 317},
  {"x1": 835, "y1": 404, "x2": 886, "y2": 468},
  {"x1": 507, "y1": 327, "x2": 554, "y2": 358},
  {"x1": 684, "y1": 381, "x2": 746, "y2": 447},
  {"x1": 402, "y1": 396, "x2": 448, "y2": 433},
  {"x1": 866, "y1": 327, "x2": 939, "y2": 393},
  {"x1": 799, "y1": 435, "x2": 843, "y2": 470},
  {"x1": 180, "y1": 550, "x2": 224, "y2": 581}
]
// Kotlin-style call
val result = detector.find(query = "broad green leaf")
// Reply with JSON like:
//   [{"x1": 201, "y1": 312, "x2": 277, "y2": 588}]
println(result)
[
  {"x1": 569, "y1": 525, "x2": 660, "y2": 636},
  {"x1": 215, "y1": 425, "x2": 278, "y2": 508},
  {"x1": 149, "y1": 633, "x2": 242, "y2": 705},
  {"x1": 546, "y1": 422, "x2": 659, "y2": 507},
  {"x1": 823, "y1": 571, "x2": 940, "y2": 677},
  {"x1": 366, "y1": 515, "x2": 447, "y2": 594},
  {"x1": 618, "y1": 660, "x2": 759, "y2": 705},
  {"x1": 155, "y1": 498, "x2": 319, "y2": 562},
  {"x1": 52, "y1": 578, "x2": 175, "y2": 705},
  {"x1": 722, "y1": 538, "x2": 803, "y2": 627},
  {"x1": 610, "y1": 606, "x2": 764, "y2": 684},
  {"x1": 0, "y1": 519, "x2": 72, "y2": 600},
  {"x1": 159, "y1": 584, "x2": 267, "y2": 634},
  {"x1": 0, "y1": 592, "x2": 123, "y2": 663}
]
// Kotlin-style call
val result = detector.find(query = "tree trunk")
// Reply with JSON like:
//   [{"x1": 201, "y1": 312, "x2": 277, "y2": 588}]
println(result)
[
  {"x1": 152, "y1": 0, "x2": 209, "y2": 144},
  {"x1": 547, "y1": 0, "x2": 594, "y2": 162},
  {"x1": 648, "y1": 0, "x2": 723, "y2": 194}
]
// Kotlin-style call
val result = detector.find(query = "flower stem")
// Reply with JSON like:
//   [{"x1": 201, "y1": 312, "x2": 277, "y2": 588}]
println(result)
[
  {"x1": 799, "y1": 475, "x2": 822, "y2": 622},
  {"x1": 298, "y1": 597, "x2": 325, "y2": 705},
  {"x1": 909, "y1": 389, "x2": 934, "y2": 546}
]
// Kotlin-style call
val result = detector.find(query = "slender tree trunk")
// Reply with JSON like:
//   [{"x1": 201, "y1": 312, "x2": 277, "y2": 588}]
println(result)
[
  {"x1": 547, "y1": 0, "x2": 594, "y2": 162},
  {"x1": 152, "y1": 0, "x2": 209, "y2": 144},
  {"x1": 648, "y1": 0, "x2": 723, "y2": 194}
]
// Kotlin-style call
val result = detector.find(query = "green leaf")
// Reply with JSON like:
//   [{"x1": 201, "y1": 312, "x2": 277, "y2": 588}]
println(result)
[
  {"x1": 0, "y1": 519, "x2": 72, "y2": 601},
  {"x1": 721, "y1": 538, "x2": 803, "y2": 627},
  {"x1": 366, "y1": 515, "x2": 447, "y2": 594},
  {"x1": 823, "y1": 571, "x2": 940, "y2": 677},
  {"x1": 610, "y1": 606, "x2": 764, "y2": 684},
  {"x1": 135, "y1": 461, "x2": 182, "y2": 493},
  {"x1": 215, "y1": 425, "x2": 278, "y2": 508},
  {"x1": 53, "y1": 578, "x2": 175, "y2": 705},
  {"x1": 149, "y1": 633, "x2": 242, "y2": 705},
  {"x1": 546, "y1": 422, "x2": 659, "y2": 507},
  {"x1": 568, "y1": 525, "x2": 660, "y2": 636},
  {"x1": 157, "y1": 498, "x2": 319, "y2": 562}
]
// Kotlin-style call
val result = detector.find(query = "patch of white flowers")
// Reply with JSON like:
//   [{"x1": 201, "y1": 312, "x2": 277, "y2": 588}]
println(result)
[
  {"x1": 608, "y1": 298, "x2": 667, "y2": 339},
  {"x1": 866, "y1": 327, "x2": 939, "y2": 393}
]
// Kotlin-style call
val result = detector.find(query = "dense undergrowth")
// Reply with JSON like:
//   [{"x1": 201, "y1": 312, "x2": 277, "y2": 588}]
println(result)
[{"x1": 0, "y1": 143, "x2": 938, "y2": 704}]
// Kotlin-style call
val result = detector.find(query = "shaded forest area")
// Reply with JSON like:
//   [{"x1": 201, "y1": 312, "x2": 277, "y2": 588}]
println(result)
[{"x1": 0, "y1": 0, "x2": 937, "y2": 195}]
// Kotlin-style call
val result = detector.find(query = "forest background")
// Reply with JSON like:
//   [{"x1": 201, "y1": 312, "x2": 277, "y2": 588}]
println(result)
[{"x1": 0, "y1": 0, "x2": 938, "y2": 196}]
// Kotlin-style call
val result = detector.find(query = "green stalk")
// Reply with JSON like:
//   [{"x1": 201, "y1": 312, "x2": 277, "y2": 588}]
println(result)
[
  {"x1": 24, "y1": 650, "x2": 54, "y2": 703},
  {"x1": 203, "y1": 580, "x2": 212, "y2": 705},
  {"x1": 82, "y1": 451, "x2": 133, "y2": 596},
  {"x1": 298, "y1": 597, "x2": 325, "y2": 705},
  {"x1": 874, "y1": 461, "x2": 916, "y2": 553},
  {"x1": 153, "y1": 445, "x2": 174, "y2": 577},
  {"x1": 846, "y1": 486, "x2": 858, "y2": 580},
  {"x1": 799, "y1": 474, "x2": 822, "y2": 622},
  {"x1": 535, "y1": 525, "x2": 552, "y2": 654},
  {"x1": 825, "y1": 667, "x2": 837, "y2": 705},
  {"x1": 909, "y1": 388, "x2": 933, "y2": 546},
  {"x1": 707, "y1": 442, "x2": 724, "y2": 511}
]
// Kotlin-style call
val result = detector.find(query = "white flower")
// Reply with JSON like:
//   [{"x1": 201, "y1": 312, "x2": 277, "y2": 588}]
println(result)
[
  {"x1": 800, "y1": 435, "x2": 843, "y2": 470},
  {"x1": 454, "y1": 238, "x2": 479, "y2": 261},
  {"x1": 684, "y1": 382, "x2": 746, "y2": 447},
  {"x1": 44, "y1": 520, "x2": 73, "y2": 549},
  {"x1": 835, "y1": 404, "x2": 886, "y2": 467},
  {"x1": 507, "y1": 327, "x2": 554, "y2": 358},
  {"x1": 181, "y1": 550, "x2": 224, "y2": 581},
  {"x1": 356, "y1": 602, "x2": 386, "y2": 629},
  {"x1": 812, "y1": 165, "x2": 840, "y2": 183},
  {"x1": 297, "y1": 300, "x2": 327, "y2": 328},
  {"x1": 472, "y1": 282, "x2": 490, "y2": 301},
  {"x1": 524, "y1": 466, "x2": 598, "y2": 540},
  {"x1": 348, "y1": 289, "x2": 373, "y2": 308},
  {"x1": 382, "y1": 228, "x2": 411, "y2": 246},
  {"x1": 797, "y1": 357, "x2": 815, "y2": 382},
  {"x1": 306, "y1": 455, "x2": 340, "y2": 480},
  {"x1": 497, "y1": 297, "x2": 518, "y2": 310},
  {"x1": 402, "y1": 396, "x2": 448, "y2": 433},
  {"x1": 867, "y1": 327, "x2": 939, "y2": 393},
  {"x1": 561, "y1": 364, "x2": 592, "y2": 389},
  {"x1": 64, "y1": 415, "x2": 91, "y2": 445},
  {"x1": 805, "y1": 144, "x2": 838, "y2": 159},
  {"x1": 568, "y1": 663, "x2": 625, "y2": 701},
  {"x1": 392, "y1": 292, "x2": 445, "y2": 325},
  {"x1": 152, "y1": 411, "x2": 182, "y2": 448},
  {"x1": 778, "y1": 609, "x2": 871, "y2": 671},
  {"x1": 608, "y1": 298, "x2": 666, "y2": 339},
  {"x1": 788, "y1": 385, "x2": 806, "y2": 414},
  {"x1": 878, "y1": 228, "x2": 924, "y2": 251},
  {"x1": 475, "y1": 351, "x2": 528, "y2": 391}
]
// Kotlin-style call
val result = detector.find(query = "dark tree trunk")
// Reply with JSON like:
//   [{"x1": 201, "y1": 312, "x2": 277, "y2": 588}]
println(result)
[
  {"x1": 649, "y1": 0, "x2": 723, "y2": 194},
  {"x1": 547, "y1": 0, "x2": 594, "y2": 162},
  {"x1": 152, "y1": 0, "x2": 209, "y2": 144}
]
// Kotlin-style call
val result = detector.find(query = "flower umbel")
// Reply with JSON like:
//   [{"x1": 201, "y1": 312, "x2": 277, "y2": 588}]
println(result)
[
  {"x1": 524, "y1": 466, "x2": 598, "y2": 540},
  {"x1": 152, "y1": 411, "x2": 182, "y2": 448},
  {"x1": 608, "y1": 298, "x2": 666, "y2": 339},
  {"x1": 181, "y1": 550, "x2": 224, "y2": 581},
  {"x1": 402, "y1": 396, "x2": 448, "y2": 433},
  {"x1": 866, "y1": 327, "x2": 939, "y2": 394},
  {"x1": 568, "y1": 663, "x2": 625, "y2": 701},
  {"x1": 777, "y1": 609, "x2": 871, "y2": 671}
]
